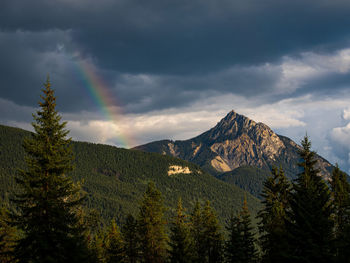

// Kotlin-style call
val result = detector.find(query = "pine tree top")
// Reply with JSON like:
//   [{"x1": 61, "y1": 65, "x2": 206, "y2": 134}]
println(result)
[{"x1": 11, "y1": 79, "x2": 87, "y2": 263}]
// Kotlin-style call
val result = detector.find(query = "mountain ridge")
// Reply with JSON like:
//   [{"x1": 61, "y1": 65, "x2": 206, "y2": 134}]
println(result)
[{"x1": 135, "y1": 110, "x2": 334, "y2": 180}]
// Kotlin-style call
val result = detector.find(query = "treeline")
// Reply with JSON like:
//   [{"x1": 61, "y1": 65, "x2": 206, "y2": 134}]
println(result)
[
  {"x1": 0, "y1": 120, "x2": 261, "y2": 225},
  {"x1": 0, "y1": 123, "x2": 261, "y2": 225},
  {"x1": 2, "y1": 139, "x2": 350, "y2": 262},
  {"x1": 1, "y1": 80, "x2": 350, "y2": 262},
  {"x1": 218, "y1": 166, "x2": 271, "y2": 198}
]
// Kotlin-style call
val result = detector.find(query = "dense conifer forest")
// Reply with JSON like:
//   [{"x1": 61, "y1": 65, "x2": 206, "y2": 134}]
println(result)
[
  {"x1": 1, "y1": 81, "x2": 350, "y2": 262},
  {"x1": 217, "y1": 166, "x2": 271, "y2": 199},
  {"x1": 0, "y1": 124, "x2": 260, "y2": 225}
]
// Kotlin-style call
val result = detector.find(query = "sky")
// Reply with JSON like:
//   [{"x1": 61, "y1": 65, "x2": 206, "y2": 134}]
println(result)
[{"x1": 2, "y1": 0, "x2": 350, "y2": 172}]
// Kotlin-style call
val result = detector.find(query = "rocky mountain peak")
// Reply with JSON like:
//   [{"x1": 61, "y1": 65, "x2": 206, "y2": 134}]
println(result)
[
  {"x1": 202, "y1": 110, "x2": 273, "y2": 144},
  {"x1": 194, "y1": 110, "x2": 285, "y2": 171},
  {"x1": 217, "y1": 110, "x2": 256, "y2": 130},
  {"x1": 135, "y1": 110, "x2": 333, "y2": 178}
]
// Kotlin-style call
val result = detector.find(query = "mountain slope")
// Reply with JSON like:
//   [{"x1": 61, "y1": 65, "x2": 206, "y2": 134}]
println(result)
[
  {"x1": 0, "y1": 124, "x2": 260, "y2": 224},
  {"x1": 135, "y1": 110, "x2": 334, "y2": 180},
  {"x1": 218, "y1": 166, "x2": 271, "y2": 199}
]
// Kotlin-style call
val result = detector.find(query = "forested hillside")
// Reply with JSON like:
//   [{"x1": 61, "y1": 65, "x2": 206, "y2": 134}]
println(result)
[
  {"x1": 0, "y1": 124, "x2": 260, "y2": 224},
  {"x1": 217, "y1": 166, "x2": 271, "y2": 198}
]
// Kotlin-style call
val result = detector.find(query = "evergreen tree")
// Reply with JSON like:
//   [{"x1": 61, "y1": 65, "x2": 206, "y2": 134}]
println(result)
[
  {"x1": 331, "y1": 165, "x2": 350, "y2": 262},
  {"x1": 11, "y1": 79, "x2": 87, "y2": 263},
  {"x1": 257, "y1": 167, "x2": 291, "y2": 263},
  {"x1": 105, "y1": 220, "x2": 124, "y2": 263},
  {"x1": 0, "y1": 204, "x2": 17, "y2": 263},
  {"x1": 225, "y1": 213, "x2": 242, "y2": 263},
  {"x1": 122, "y1": 214, "x2": 139, "y2": 263},
  {"x1": 225, "y1": 199, "x2": 257, "y2": 263},
  {"x1": 189, "y1": 201, "x2": 223, "y2": 263},
  {"x1": 81, "y1": 209, "x2": 105, "y2": 263},
  {"x1": 137, "y1": 182, "x2": 168, "y2": 263},
  {"x1": 169, "y1": 198, "x2": 193, "y2": 263},
  {"x1": 287, "y1": 136, "x2": 333, "y2": 263},
  {"x1": 189, "y1": 201, "x2": 203, "y2": 263},
  {"x1": 201, "y1": 201, "x2": 223, "y2": 263},
  {"x1": 88, "y1": 230, "x2": 106, "y2": 263}
]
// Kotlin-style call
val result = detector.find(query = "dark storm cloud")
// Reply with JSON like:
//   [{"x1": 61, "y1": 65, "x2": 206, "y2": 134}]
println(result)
[
  {"x1": 0, "y1": 28, "x2": 281, "y2": 114},
  {"x1": 1, "y1": 0, "x2": 350, "y2": 115},
  {"x1": 2, "y1": 0, "x2": 350, "y2": 74},
  {"x1": 303, "y1": 73, "x2": 350, "y2": 96},
  {"x1": 0, "y1": 31, "x2": 60, "y2": 106},
  {"x1": 111, "y1": 64, "x2": 280, "y2": 113},
  {"x1": 0, "y1": 30, "x2": 95, "y2": 111},
  {"x1": 0, "y1": 98, "x2": 34, "y2": 123}
]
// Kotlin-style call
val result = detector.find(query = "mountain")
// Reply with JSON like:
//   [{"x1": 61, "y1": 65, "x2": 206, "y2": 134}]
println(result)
[
  {"x1": 135, "y1": 110, "x2": 334, "y2": 190},
  {"x1": 217, "y1": 166, "x2": 271, "y2": 198},
  {"x1": 0, "y1": 124, "x2": 260, "y2": 224}
]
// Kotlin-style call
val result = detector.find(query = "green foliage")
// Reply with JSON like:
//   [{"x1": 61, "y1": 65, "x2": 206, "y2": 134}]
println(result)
[
  {"x1": 0, "y1": 203, "x2": 18, "y2": 263},
  {"x1": 225, "y1": 199, "x2": 258, "y2": 263},
  {"x1": 257, "y1": 167, "x2": 291, "y2": 263},
  {"x1": 189, "y1": 201, "x2": 223, "y2": 263},
  {"x1": 121, "y1": 214, "x2": 139, "y2": 263},
  {"x1": 88, "y1": 229, "x2": 106, "y2": 263},
  {"x1": 331, "y1": 165, "x2": 350, "y2": 262},
  {"x1": 137, "y1": 182, "x2": 168, "y2": 263},
  {"x1": 286, "y1": 136, "x2": 333, "y2": 263},
  {"x1": 105, "y1": 220, "x2": 124, "y2": 263},
  {"x1": 11, "y1": 80, "x2": 87, "y2": 263},
  {"x1": 218, "y1": 166, "x2": 271, "y2": 199},
  {"x1": 0, "y1": 126, "x2": 261, "y2": 226},
  {"x1": 201, "y1": 201, "x2": 223, "y2": 263},
  {"x1": 169, "y1": 198, "x2": 193, "y2": 263},
  {"x1": 189, "y1": 201, "x2": 203, "y2": 263}
]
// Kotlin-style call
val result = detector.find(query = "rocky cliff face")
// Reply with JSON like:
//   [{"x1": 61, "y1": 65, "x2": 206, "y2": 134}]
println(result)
[{"x1": 135, "y1": 110, "x2": 333, "y2": 179}]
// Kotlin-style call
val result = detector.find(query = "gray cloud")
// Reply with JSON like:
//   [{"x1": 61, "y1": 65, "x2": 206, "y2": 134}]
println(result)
[
  {"x1": 0, "y1": 30, "x2": 88, "y2": 109},
  {"x1": 113, "y1": 64, "x2": 281, "y2": 113},
  {"x1": 0, "y1": 28, "x2": 282, "y2": 114},
  {"x1": 1, "y1": 0, "x2": 350, "y2": 110},
  {"x1": 2, "y1": 0, "x2": 350, "y2": 74},
  {"x1": 0, "y1": 98, "x2": 34, "y2": 123}
]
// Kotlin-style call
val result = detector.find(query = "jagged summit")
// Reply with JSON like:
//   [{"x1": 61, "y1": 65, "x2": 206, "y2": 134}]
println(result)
[
  {"x1": 202, "y1": 110, "x2": 256, "y2": 140},
  {"x1": 198, "y1": 110, "x2": 274, "y2": 144},
  {"x1": 221, "y1": 110, "x2": 254, "y2": 125},
  {"x1": 135, "y1": 110, "x2": 333, "y2": 179},
  {"x1": 216, "y1": 110, "x2": 256, "y2": 131}
]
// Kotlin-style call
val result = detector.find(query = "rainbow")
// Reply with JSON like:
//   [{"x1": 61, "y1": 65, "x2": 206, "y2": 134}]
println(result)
[{"x1": 74, "y1": 58, "x2": 133, "y2": 148}]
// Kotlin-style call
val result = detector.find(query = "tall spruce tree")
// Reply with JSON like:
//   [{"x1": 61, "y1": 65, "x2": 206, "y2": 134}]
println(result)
[
  {"x1": 189, "y1": 201, "x2": 223, "y2": 263},
  {"x1": 201, "y1": 201, "x2": 223, "y2": 263},
  {"x1": 88, "y1": 230, "x2": 106, "y2": 263},
  {"x1": 122, "y1": 214, "x2": 139, "y2": 263},
  {"x1": 11, "y1": 79, "x2": 87, "y2": 263},
  {"x1": 105, "y1": 220, "x2": 124, "y2": 263},
  {"x1": 287, "y1": 136, "x2": 333, "y2": 263},
  {"x1": 189, "y1": 201, "x2": 203, "y2": 263},
  {"x1": 225, "y1": 199, "x2": 257, "y2": 263},
  {"x1": 0, "y1": 204, "x2": 17, "y2": 263},
  {"x1": 137, "y1": 182, "x2": 168, "y2": 263},
  {"x1": 257, "y1": 167, "x2": 291, "y2": 263},
  {"x1": 331, "y1": 165, "x2": 350, "y2": 262},
  {"x1": 83, "y1": 210, "x2": 105, "y2": 263},
  {"x1": 225, "y1": 213, "x2": 243, "y2": 263},
  {"x1": 169, "y1": 198, "x2": 193, "y2": 263}
]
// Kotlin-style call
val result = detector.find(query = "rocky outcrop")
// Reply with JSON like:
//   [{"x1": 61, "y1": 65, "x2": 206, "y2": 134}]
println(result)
[{"x1": 168, "y1": 165, "x2": 192, "y2": 175}]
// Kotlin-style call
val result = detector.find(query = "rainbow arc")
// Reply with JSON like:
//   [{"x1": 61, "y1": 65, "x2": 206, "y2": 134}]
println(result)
[{"x1": 75, "y1": 58, "x2": 132, "y2": 148}]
